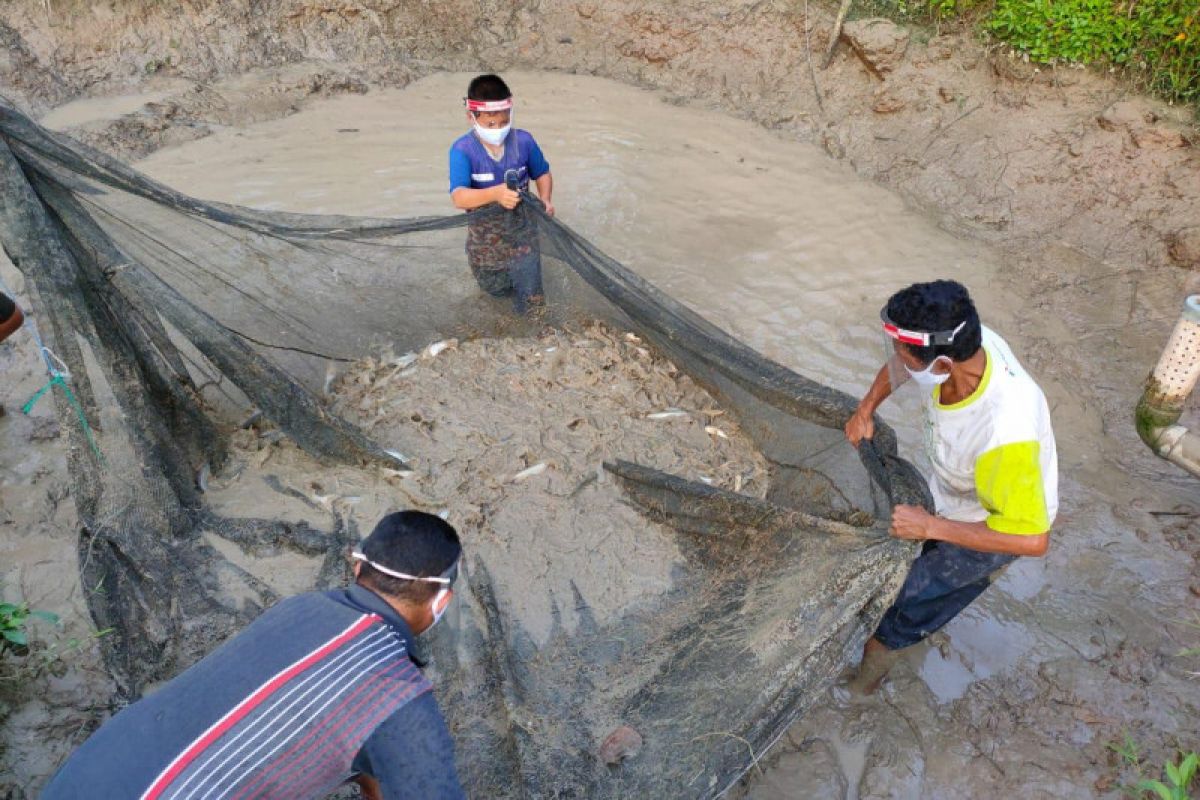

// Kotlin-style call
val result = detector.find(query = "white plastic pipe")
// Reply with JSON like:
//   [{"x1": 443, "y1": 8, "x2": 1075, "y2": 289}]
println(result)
[{"x1": 1137, "y1": 295, "x2": 1200, "y2": 477}]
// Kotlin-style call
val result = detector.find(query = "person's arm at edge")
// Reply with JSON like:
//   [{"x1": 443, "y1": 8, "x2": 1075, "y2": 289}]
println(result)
[
  {"x1": 0, "y1": 304, "x2": 24, "y2": 343},
  {"x1": 354, "y1": 691, "x2": 466, "y2": 800},
  {"x1": 845, "y1": 362, "x2": 893, "y2": 445}
]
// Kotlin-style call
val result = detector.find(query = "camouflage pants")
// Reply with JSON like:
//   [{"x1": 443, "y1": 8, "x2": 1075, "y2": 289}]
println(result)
[{"x1": 466, "y1": 206, "x2": 543, "y2": 314}]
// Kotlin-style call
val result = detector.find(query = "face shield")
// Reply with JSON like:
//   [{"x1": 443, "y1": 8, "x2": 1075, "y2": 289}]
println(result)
[
  {"x1": 465, "y1": 97, "x2": 514, "y2": 116},
  {"x1": 879, "y1": 305, "x2": 966, "y2": 392},
  {"x1": 465, "y1": 97, "x2": 514, "y2": 146}
]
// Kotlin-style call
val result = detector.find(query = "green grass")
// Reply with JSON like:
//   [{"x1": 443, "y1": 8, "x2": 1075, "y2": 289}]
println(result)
[
  {"x1": 1, "y1": 595, "x2": 106, "y2": 736},
  {"x1": 0, "y1": 601, "x2": 58, "y2": 651},
  {"x1": 1109, "y1": 733, "x2": 1199, "y2": 800},
  {"x1": 856, "y1": 0, "x2": 1200, "y2": 110}
]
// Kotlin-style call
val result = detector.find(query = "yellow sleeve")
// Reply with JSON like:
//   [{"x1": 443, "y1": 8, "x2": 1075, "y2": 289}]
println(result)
[{"x1": 974, "y1": 441, "x2": 1050, "y2": 535}]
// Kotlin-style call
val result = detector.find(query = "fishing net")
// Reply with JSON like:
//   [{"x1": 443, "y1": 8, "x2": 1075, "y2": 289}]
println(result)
[{"x1": 0, "y1": 97, "x2": 930, "y2": 798}]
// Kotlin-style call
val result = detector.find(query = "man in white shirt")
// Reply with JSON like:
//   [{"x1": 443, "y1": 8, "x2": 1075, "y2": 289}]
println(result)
[{"x1": 844, "y1": 279, "x2": 1057, "y2": 691}]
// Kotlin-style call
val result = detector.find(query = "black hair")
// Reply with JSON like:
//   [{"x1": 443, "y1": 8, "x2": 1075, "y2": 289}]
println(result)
[
  {"x1": 356, "y1": 511, "x2": 462, "y2": 604},
  {"x1": 885, "y1": 279, "x2": 982, "y2": 364},
  {"x1": 467, "y1": 74, "x2": 512, "y2": 102}
]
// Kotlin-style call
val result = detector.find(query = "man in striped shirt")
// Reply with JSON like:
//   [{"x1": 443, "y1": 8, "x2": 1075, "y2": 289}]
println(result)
[{"x1": 43, "y1": 511, "x2": 467, "y2": 799}]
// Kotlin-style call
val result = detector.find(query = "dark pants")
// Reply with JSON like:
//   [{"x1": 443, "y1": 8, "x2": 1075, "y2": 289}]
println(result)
[
  {"x1": 471, "y1": 251, "x2": 544, "y2": 314},
  {"x1": 874, "y1": 540, "x2": 1016, "y2": 650}
]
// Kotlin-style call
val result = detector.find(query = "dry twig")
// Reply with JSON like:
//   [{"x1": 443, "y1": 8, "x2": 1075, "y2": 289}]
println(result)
[{"x1": 822, "y1": 0, "x2": 854, "y2": 69}]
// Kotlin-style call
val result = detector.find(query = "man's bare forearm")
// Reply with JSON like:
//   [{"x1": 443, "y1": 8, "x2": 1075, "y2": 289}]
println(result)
[
  {"x1": 857, "y1": 363, "x2": 893, "y2": 417},
  {"x1": 450, "y1": 185, "x2": 502, "y2": 211},
  {"x1": 927, "y1": 516, "x2": 1048, "y2": 557},
  {"x1": 534, "y1": 173, "x2": 553, "y2": 205}
]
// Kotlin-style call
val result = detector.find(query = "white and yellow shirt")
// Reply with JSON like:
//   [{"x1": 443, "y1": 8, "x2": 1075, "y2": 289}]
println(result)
[{"x1": 921, "y1": 327, "x2": 1058, "y2": 534}]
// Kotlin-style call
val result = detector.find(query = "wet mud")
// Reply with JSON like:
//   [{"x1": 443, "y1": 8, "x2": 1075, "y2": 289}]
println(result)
[{"x1": 327, "y1": 324, "x2": 770, "y2": 645}]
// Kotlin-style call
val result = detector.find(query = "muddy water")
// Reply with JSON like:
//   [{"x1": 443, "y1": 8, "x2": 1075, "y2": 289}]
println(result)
[
  {"x1": 37, "y1": 78, "x2": 193, "y2": 129},
  {"x1": 10, "y1": 70, "x2": 1197, "y2": 796},
  {"x1": 132, "y1": 72, "x2": 1018, "y2": 434}
]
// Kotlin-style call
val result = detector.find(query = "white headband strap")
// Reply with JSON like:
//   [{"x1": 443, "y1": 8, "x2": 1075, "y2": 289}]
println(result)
[{"x1": 352, "y1": 551, "x2": 453, "y2": 584}]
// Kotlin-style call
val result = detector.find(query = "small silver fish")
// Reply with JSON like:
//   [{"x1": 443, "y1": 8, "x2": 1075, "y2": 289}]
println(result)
[
  {"x1": 646, "y1": 409, "x2": 688, "y2": 420},
  {"x1": 323, "y1": 362, "x2": 338, "y2": 396},
  {"x1": 310, "y1": 493, "x2": 336, "y2": 511},
  {"x1": 381, "y1": 467, "x2": 414, "y2": 479},
  {"x1": 512, "y1": 462, "x2": 548, "y2": 481},
  {"x1": 391, "y1": 352, "x2": 419, "y2": 368},
  {"x1": 422, "y1": 339, "x2": 458, "y2": 359},
  {"x1": 704, "y1": 425, "x2": 729, "y2": 439}
]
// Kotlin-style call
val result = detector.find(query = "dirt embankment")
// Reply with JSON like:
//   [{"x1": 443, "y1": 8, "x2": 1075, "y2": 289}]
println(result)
[{"x1": 2, "y1": 0, "x2": 1197, "y2": 274}]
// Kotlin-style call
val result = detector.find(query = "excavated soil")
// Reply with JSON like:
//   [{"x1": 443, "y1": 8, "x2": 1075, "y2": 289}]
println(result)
[{"x1": 0, "y1": 1, "x2": 1198, "y2": 798}]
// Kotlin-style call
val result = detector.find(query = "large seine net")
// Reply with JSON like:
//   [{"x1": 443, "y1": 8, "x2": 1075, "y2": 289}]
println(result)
[{"x1": 0, "y1": 98, "x2": 931, "y2": 799}]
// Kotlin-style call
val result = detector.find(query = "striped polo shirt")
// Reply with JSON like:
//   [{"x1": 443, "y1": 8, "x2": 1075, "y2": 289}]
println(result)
[{"x1": 43, "y1": 585, "x2": 463, "y2": 799}]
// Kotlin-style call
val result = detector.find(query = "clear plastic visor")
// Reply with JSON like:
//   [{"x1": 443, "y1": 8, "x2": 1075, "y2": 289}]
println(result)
[{"x1": 879, "y1": 308, "x2": 963, "y2": 392}]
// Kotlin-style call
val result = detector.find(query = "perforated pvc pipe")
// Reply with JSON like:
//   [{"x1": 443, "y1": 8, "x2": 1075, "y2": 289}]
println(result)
[{"x1": 1136, "y1": 295, "x2": 1200, "y2": 477}]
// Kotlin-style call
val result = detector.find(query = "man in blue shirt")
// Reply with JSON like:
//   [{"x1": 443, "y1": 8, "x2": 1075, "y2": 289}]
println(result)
[
  {"x1": 449, "y1": 73, "x2": 554, "y2": 314},
  {"x1": 42, "y1": 511, "x2": 467, "y2": 800}
]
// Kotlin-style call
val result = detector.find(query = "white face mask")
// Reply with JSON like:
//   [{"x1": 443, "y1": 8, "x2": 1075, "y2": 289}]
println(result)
[
  {"x1": 428, "y1": 588, "x2": 451, "y2": 630},
  {"x1": 474, "y1": 122, "x2": 511, "y2": 147},
  {"x1": 905, "y1": 356, "x2": 952, "y2": 386}
]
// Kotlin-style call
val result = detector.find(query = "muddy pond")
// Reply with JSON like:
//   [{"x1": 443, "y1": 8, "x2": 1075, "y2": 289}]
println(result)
[{"x1": 1, "y1": 70, "x2": 1197, "y2": 798}]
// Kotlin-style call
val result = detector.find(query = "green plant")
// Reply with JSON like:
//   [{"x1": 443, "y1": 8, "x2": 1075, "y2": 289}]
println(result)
[
  {"x1": 1109, "y1": 733, "x2": 1199, "y2": 800},
  {"x1": 0, "y1": 601, "x2": 59, "y2": 650},
  {"x1": 1136, "y1": 752, "x2": 1198, "y2": 800},
  {"x1": 856, "y1": 0, "x2": 1199, "y2": 111},
  {"x1": 926, "y1": 0, "x2": 982, "y2": 20},
  {"x1": 1111, "y1": 730, "x2": 1144, "y2": 769},
  {"x1": 983, "y1": 0, "x2": 1199, "y2": 106},
  {"x1": 859, "y1": 0, "x2": 983, "y2": 23}
]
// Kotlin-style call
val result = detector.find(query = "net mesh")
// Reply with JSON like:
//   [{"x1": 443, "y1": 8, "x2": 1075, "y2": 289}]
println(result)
[{"x1": 0, "y1": 97, "x2": 931, "y2": 799}]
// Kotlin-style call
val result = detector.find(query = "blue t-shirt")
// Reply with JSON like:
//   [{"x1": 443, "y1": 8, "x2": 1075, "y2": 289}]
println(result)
[{"x1": 448, "y1": 129, "x2": 550, "y2": 193}]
